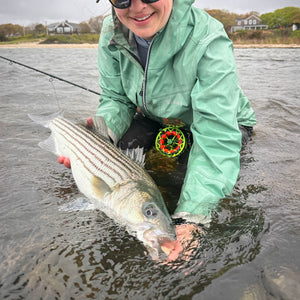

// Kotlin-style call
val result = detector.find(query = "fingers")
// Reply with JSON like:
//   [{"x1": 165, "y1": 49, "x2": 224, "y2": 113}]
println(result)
[
  {"x1": 166, "y1": 223, "x2": 204, "y2": 261},
  {"x1": 175, "y1": 223, "x2": 200, "y2": 243},
  {"x1": 57, "y1": 156, "x2": 65, "y2": 164},
  {"x1": 63, "y1": 157, "x2": 71, "y2": 168},
  {"x1": 86, "y1": 117, "x2": 94, "y2": 128},
  {"x1": 166, "y1": 240, "x2": 183, "y2": 262},
  {"x1": 57, "y1": 156, "x2": 71, "y2": 169}
]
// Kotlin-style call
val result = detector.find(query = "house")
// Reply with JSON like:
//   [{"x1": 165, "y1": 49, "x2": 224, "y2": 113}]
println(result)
[
  {"x1": 292, "y1": 23, "x2": 299, "y2": 31},
  {"x1": 231, "y1": 15, "x2": 268, "y2": 33},
  {"x1": 46, "y1": 20, "x2": 80, "y2": 35}
]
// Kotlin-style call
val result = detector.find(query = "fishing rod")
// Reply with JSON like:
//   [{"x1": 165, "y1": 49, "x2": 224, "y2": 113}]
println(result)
[{"x1": 0, "y1": 55, "x2": 101, "y2": 96}]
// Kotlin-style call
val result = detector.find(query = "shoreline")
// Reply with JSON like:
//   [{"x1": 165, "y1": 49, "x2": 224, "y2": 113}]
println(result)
[
  {"x1": 234, "y1": 43, "x2": 300, "y2": 48},
  {"x1": 0, "y1": 42, "x2": 299, "y2": 49},
  {"x1": 0, "y1": 42, "x2": 99, "y2": 49}
]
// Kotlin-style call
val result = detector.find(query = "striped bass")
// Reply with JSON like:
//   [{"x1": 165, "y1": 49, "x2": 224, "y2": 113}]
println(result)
[{"x1": 29, "y1": 111, "x2": 176, "y2": 260}]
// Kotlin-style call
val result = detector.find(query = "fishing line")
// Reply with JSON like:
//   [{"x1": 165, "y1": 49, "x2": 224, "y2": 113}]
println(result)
[
  {"x1": 49, "y1": 77, "x2": 62, "y2": 110},
  {"x1": 0, "y1": 55, "x2": 101, "y2": 96}
]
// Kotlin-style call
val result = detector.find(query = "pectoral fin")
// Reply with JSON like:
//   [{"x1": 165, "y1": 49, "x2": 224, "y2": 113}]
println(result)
[{"x1": 91, "y1": 175, "x2": 111, "y2": 199}]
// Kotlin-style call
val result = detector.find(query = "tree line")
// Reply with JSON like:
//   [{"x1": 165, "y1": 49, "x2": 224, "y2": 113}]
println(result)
[
  {"x1": 0, "y1": 16, "x2": 105, "y2": 40},
  {"x1": 1, "y1": 6, "x2": 299, "y2": 41},
  {"x1": 207, "y1": 6, "x2": 300, "y2": 32},
  {"x1": 260, "y1": 6, "x2": 300, "y2": 29}
]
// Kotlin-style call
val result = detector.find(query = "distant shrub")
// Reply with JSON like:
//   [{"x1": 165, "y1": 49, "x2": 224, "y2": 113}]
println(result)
[
  {"x1": 229, "y1": 28, "x2": 300, "y2": 44},
  {"x1": 247, "y1": 30, "x2": 263, "y2": 39},
  {"x1": 290, "y1": 30, "x2": 300, "y2": 38},
  {"x1": 0, "y1": 33, "x2": 45, "y2": 44},
  {"x1": 40, "y1": 34, "x2": 100, "y2": 44},
  {"x1": 235, "y1": 30, "x2": 248, "y2": 39},
  {"x1": 0, "y1": 32, "x2": 8, "y2": 41},
  {"x1": 81, "y1": 34, "x2": 100, "y2": 43}
]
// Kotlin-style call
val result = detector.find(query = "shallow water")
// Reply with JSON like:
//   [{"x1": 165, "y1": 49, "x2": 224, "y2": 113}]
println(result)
[{"x1": 0, "y1": 48, "x2": 299, "y2": 299}]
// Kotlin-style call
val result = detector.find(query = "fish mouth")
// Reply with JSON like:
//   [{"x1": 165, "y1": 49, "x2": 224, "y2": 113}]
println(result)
[
  {"x1": 158, "y1": 235, "x2": 175, "y2": 246},
  {"x1": 158, "y1": 236, "x2": 178, "y2": 257},
  {"x1": 144, "y1": 231, "x2": 177, "y2": 259},
  {"x1": 137, "y1": 223, "x2": 176, "y2": 259},
  {"x1": 145, "y1": 232, "x2": 175, "y2": 248},
  {"x1": 143, "y1": 234, "x2": 176, "y2": 260},
  {"x1": 141, "y1": 224, "x2": 173, "y2": 240}
]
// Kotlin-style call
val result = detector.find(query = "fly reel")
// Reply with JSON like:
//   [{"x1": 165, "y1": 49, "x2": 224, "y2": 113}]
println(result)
[{"x1": 155, "y1": 126, "x2": 186, "y2": 157}]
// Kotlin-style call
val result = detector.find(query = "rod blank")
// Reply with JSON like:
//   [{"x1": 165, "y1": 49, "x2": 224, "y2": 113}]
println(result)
[{"x1": 0, "y1": 55, "x2": 101, "y2": 96}]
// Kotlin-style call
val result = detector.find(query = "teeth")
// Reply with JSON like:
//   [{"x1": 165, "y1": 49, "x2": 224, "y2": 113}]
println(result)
[{"x1": 135, "y1": 14, "x2": 151, "y2": 21}]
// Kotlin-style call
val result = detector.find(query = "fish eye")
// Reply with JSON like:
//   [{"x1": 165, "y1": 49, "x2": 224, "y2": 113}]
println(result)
[
  {"x1": 143, "y1": 204, "x2": 158, "y2": 218},
  {"x1": 146, "y1": 208, "x2": 153, "y2": 216}
]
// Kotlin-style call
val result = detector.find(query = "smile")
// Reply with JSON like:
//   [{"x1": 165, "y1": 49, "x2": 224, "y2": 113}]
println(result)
[{"x1": 133, "y1": 13, "x2": 154, "y2": 22}]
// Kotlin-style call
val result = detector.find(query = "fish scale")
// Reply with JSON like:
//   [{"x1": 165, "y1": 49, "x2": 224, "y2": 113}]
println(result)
[
  {"x1": 52, "y1": 117, "x2": 144, "y2": 187},
  {"x1": 55, "y1": 117, "x2": 133, "y2": 172}
]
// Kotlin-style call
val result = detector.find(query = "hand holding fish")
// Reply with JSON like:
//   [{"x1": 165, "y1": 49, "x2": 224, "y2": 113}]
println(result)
[
  {"x1": 86, "y1": 117, "x2": 94, "y2": 128},
  {"x1": 57, "y1": 156, "x2": 71, "y2": 168},
  {"x1": 162, "y1": 223, "x2": 205, "y2": 261}
]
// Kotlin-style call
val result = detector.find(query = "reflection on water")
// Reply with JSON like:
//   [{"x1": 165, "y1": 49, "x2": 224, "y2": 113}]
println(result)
[
  {"x1": 0, "y1": 48, "x2": 299, "y2": 299},
  {"x1": 1, "y1": 150, "x2": 265, "y2": 300},
  {"x1": 2, "y1": 195, "x2": 264, "y2": 299}
]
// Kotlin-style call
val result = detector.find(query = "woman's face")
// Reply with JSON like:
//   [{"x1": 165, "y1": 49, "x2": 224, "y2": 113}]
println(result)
[{"x1": 114, "y1": 0, "x2": 173, "y2": 40}]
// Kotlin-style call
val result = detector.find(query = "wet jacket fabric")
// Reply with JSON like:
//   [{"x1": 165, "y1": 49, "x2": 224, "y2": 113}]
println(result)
[{"x1": 96, "y1": 0, "x2": 256, "y2": 224}]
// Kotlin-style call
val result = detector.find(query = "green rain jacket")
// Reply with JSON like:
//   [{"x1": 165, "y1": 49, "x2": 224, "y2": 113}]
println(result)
[{"x1": 96, "y1": 0, "x2": 256, "y2": 225}]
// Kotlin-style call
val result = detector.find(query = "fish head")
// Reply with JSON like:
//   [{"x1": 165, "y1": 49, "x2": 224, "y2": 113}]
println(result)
[
  {"x1": 109, "y1": 180, "x2": 177, "y2": 260},
  {"x1": 134, "y1": 201, "x2": 176, "y2": 260}
]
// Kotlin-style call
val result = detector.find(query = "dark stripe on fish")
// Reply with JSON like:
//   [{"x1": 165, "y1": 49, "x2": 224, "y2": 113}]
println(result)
[
  {"x1": 54, "y1": 118, "x2": 142, "y2": 177},
  {"x1": 53, "y1": 122, "x2": 118, "y2": 185},
  {"x1": 52, "y1": 118, "x2": 142, "y2": 186}
]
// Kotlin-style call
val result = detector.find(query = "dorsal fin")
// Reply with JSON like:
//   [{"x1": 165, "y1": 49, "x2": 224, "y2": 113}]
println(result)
[{"x1": 121, "y1": 147, "x2": 146, "y2": 167}]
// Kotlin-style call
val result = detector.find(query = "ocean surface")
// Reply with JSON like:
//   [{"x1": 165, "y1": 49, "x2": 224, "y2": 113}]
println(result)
[{"x1": 0, "y1": 47, "x2": 299, "y2": 299}]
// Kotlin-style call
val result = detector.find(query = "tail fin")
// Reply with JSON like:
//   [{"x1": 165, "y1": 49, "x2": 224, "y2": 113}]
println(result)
[{"x1": 28, "y1": 110, "x2": 64, "y2": 128}]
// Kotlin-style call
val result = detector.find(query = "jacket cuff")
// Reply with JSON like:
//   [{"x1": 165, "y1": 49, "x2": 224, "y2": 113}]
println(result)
[
  {"x1": 107, "y1": 128, "x2": 118, "y2": 145},
  {"x1": 172, "y1": 212, "x2": 211, "y2": 227}
]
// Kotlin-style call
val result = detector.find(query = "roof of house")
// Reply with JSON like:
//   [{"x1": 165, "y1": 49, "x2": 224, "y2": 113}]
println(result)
[
  {"x1": 236, "y1": 15, "x2": 262, "y2": 22},
  {"x1": 47, "y1": 20, "x2": 80, "y2": 30}
]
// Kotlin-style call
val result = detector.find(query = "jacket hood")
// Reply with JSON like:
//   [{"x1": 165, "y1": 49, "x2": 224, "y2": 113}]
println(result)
[{"x1": 161, "y1": 0, "x2": 195, "y2": 54}]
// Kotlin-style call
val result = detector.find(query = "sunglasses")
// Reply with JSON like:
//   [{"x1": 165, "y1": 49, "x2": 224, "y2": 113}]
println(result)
[{"x1": 96, "y1": 0, "x2": 160, "y2": 9}]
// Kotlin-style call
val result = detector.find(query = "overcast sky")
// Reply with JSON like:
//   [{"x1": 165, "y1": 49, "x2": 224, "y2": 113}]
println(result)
[{"x1": 1, "y1": 0, "x2": 299, "y2": 26}]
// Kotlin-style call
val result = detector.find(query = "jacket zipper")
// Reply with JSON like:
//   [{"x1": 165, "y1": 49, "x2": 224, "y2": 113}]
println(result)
[
  {"x1": 111, "y1": 37, "x2": 155, "y2": 115},
  {"x1": 141, "y1": 38, "x2": 155, "y2": 115}
]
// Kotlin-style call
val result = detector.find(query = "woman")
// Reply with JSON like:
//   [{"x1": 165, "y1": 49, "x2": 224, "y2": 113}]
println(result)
[
  {"x1": 97, "y1": 0, "x2": 255, "y2": 223},
  {"x1": 55, "y1": 0, "x2": 256, "y2": 259}
]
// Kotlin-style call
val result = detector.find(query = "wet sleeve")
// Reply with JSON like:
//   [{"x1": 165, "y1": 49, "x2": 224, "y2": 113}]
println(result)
[
  {"x1": 96, "y1": 26, "x2": 136, "y2": 142},
  {"x1": 174, "y1": 30, "x2": 242, "y2": 224}
]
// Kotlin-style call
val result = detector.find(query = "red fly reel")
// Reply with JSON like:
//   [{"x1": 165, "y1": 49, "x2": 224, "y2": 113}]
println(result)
[{"x1": 155, "y1": 126, "x2": 186, "y2": 157}]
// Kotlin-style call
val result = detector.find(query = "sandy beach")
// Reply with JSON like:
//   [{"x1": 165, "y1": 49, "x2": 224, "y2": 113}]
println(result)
[
  {"x1": 0, "y1": 42, "x2": 299, "y2": 49},
  {"x1": 0, "y1": 42, "x2": 99, "y2": 49},
  {"x1": 234, "y1": 43, "x2": 300, "y2": 48}
]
